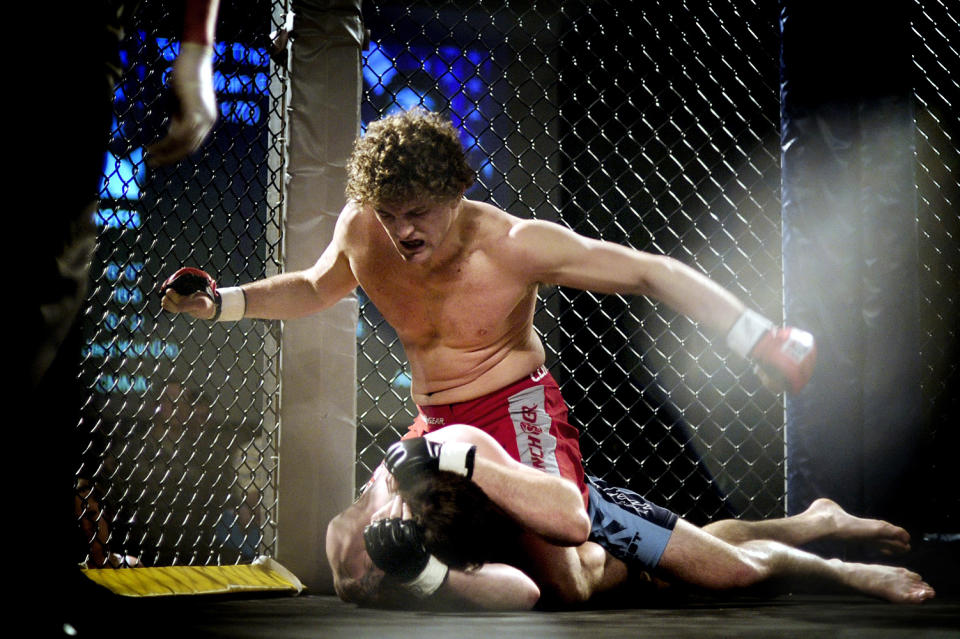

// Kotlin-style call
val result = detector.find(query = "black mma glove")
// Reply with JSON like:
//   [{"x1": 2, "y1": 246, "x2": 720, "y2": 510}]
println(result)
[
  {"x1": 363, "y1": 518, "x2": 448, "y2": 597},
  {"x1": 159, "y1": 267, "x2": 224, "y2": 319},
  {"x1": 159, "y1": 267, "x2": 218, "y2": 298},
  {"x1": 159, "y1": 267, "x2": 246, "y2": 322},
  {"x1": 385, "y1": 438, "x2": 476, "y2": 490}
]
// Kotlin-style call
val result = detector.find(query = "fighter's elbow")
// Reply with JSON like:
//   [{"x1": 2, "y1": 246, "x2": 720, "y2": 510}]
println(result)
[
  {"x1": 516, "y1": 579, "x2": 542, "y2": 610},
  {"x1": 630, "y1": 253, "x2": 676, "y2": 297},
  {"x1": 333, "y1": 576, "x2": 367, "y2": 605}
]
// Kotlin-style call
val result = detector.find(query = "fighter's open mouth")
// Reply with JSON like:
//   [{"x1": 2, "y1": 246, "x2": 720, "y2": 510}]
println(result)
[{"x1": 400, "y1": 240, "x2": 425, "y2": 250}]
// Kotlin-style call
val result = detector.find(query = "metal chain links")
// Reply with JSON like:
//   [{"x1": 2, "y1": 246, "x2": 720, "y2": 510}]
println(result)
[
  {"x1": 76, "y1": 1, "x2": 284, "y2": 567},
  {"x1": 74, "y1": 0, "x2": 957, "y2": 566},
  {"x1": 913, "y1": 0, "x2": 960, "y2": 531}
]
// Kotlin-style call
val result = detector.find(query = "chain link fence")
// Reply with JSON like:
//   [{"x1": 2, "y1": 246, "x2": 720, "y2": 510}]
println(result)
[
  {"x1": 75, "y1": 0, "x2": 286, "y2": 567},
  {"x1": 913, "y1": 0, "x2": 960, "y2": 530},
  {"x1": 75, "y1": 0, "x2": 957, "y2": 567}
]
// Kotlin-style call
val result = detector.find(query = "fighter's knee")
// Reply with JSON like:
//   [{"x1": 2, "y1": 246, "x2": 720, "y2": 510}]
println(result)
[
  {"x1": 727, "y1": 559, "x2": 767, "y2": 589},
  {"x1": 729, "y1": 541, "x2": 779, "y2": 587}
]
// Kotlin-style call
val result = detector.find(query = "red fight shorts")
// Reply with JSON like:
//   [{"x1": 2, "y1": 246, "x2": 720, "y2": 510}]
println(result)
[{"x1": 406, "y1": 366, "x2": 588, "y2": 505}]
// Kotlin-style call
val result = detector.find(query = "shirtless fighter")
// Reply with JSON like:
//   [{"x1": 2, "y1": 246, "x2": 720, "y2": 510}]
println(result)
[
  {"x1": 326, "y1": 425, "x2": 935, "y2": 609},
  {"x1": 161, "y1": 108, "x2": 816, "y2": 506}
]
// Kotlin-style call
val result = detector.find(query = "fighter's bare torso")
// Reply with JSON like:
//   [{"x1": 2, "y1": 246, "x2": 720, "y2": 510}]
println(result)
[
  {"x1": 341, "y1": 199, "x2": 546, "y2": 405},
  {"x1": 166, "y1": 190, "x2": 748, "y2": 401}
]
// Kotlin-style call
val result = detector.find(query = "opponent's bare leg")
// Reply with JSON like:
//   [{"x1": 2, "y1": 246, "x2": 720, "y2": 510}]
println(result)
[
  {"x1": 702, "y1": 498, "x2": 911, "y2": 555},
  {"x1": 658, "y1": 520, "x2": 934, "y2": 603}
]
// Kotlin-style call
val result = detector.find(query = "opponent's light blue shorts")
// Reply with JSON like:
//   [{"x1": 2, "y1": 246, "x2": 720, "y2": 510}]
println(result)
[{"x1": 586, "y1": 475, "x2": 679, "y2": 569}]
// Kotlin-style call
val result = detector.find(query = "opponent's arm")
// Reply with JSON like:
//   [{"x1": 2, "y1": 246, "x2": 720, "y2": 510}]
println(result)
[
  {"x1": 361, "y1": 516, "x2": 540, "y2": 610},
  {"x1": 332, "y1": 491, "x2": 540, "y2": 611},
  {"x1": 506, "y1": 219, "x2": 816, "y2": 393},
  {"x1": 470, "y1": 449, "x2": 590, "y2": 545},
  {"x1": 336, "y1": 555, "x2": 539, "y2": 611},
  {"x1": 444, "y1": 564, "x2": 540, "y2": 610}
]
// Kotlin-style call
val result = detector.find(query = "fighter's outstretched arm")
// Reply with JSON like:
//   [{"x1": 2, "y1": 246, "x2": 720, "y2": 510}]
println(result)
[
  {"x1": 503, "y1": 218, "x2": 815, "y2": 393},
  {"x1": 237, "y1": 241, "x2": 358, "y2": 320},
  {"x1": 506, "y1": 218, "x2": 744, "y2": 334},
  {"x1": 162, "y1": 204, "x2": 360, "y2": 320}
]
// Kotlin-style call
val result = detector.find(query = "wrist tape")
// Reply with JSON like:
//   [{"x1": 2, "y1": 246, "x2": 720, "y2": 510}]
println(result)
[
  {"x1": 726, "y1": 309, "x2": 773, "y2": 359},
  {"x1": 215, "y1": 287, "x2": 246, "y2": 322},
  {"x1": 438, "y1": 442, "x2": 476, "y2": 479},
  {"x1": 404, "y1": 554, "x2": 448, "y2": 598}
]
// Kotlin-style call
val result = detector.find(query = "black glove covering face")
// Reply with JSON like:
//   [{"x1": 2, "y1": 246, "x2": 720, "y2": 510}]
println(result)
[{"x1": 363, "y1": 517, "x2": 431, "y2": 581}]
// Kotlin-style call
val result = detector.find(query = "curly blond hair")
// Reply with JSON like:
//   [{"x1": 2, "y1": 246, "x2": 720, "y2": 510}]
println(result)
[{"x1": 346, "y1": 109, "x2": 476, "y2": 207}]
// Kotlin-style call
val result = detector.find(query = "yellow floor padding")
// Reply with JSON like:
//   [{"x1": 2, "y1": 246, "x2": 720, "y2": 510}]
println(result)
[{"x1": 82, "y1": 556, "x2": 305, "y2": 597}]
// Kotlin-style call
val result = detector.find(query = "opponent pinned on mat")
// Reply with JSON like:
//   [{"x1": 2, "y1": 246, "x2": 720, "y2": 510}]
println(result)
[{"x1": 327, "y1": 425, "x2": 934, "y2": 609}]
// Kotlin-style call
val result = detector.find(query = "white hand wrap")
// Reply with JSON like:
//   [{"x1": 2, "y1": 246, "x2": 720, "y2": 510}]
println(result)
[
  {"x1": 404, "y1": 554, "x2": 449, "y2": 598},
  {"x1": 726, "y1": 309, "x2": 774, "y2": 359},
  {"x1": 216, "y1": 286, "x2": 246, "y2": 322},
  {"x1": 437, "y1": 441, "x2": 476, "y2": 478}
]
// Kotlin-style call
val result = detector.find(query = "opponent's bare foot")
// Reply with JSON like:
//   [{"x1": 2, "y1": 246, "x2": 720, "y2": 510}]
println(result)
[
  {"x1": 807, "y1": 498, "x2": 911, "y2": 555},
  {"x1": 839, "y1": 561, "x2": 936, "y2": 603}
]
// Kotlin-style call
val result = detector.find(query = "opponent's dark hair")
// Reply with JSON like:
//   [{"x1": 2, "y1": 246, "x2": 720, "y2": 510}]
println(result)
[
  {"x1": 345, "y1": 109, "x2": 476, "y2": 207},
  {"x1": 399, "y1": 471, "x2": 522, "y2": 571}
]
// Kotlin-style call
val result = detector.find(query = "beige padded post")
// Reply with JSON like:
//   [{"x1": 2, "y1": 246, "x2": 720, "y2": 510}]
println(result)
[{"x1": 276, "y1": 0, "x2": 363, "y2": 592}]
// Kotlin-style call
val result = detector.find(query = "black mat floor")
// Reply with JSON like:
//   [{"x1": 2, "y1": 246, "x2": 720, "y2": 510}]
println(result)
[{"x1": 63, "y1": 591, "x2": 959, "y2": 639}]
